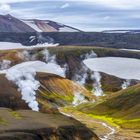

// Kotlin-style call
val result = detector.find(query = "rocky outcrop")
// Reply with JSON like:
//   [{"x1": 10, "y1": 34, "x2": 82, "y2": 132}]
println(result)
[{"x1": 0, "y1": 108, "x2": 99, "y2": 140}]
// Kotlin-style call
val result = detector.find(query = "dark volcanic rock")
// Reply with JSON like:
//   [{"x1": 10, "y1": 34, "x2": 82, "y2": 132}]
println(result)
[
  {"x1": 0, "y1": 108, "x2": 99, "y2": 140},
  {"x1": 1, "y1": 32, "x2": 140, "y2": 49},
  {"x1": 0, "y1": 74, "x2": 29, "y2": 110},
  {"x1": 0, "y1": 14, "x2": 36, "y2": 33}
]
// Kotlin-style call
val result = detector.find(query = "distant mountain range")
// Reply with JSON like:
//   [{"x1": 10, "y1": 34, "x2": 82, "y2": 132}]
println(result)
[
  {"x1": 0, "y1": 14, "x2": 81, "y2": 33},
  {"x1": 102, "y1": 30, "x2": 140, "y2": 34},
  {"x1": 1, "y1": 14, "x2": 140, "y2": 50},
  {"x1": 1, "y1": 14, "x2": 140, "y2": 34}
]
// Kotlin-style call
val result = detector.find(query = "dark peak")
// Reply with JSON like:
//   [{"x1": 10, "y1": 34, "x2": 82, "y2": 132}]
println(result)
[
  {"x1": 0, "y1": 14, "x2": 12, "y2": 17},
  {"x1": 0, "y1": 14, "x2": 14, "y2": 19},
  {"x1": 5, "y1": 14, "x2": 12, "y2": 17}
]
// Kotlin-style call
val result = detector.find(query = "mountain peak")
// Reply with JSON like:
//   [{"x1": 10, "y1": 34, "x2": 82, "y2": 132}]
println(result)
[{"x1": 0, "y1": 14, "x2": 81, "y2": 33}]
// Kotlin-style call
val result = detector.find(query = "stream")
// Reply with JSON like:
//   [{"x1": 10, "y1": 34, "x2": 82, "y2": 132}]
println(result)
[{"x1": 59, "y1": 110, "x2": 116, "y2": 140}]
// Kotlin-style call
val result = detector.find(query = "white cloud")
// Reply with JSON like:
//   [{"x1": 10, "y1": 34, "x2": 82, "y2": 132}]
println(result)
[
  {"x1": 0, "y1": 3, "x2": 11, "y2": 14},
  {"x1": 103, "y1": 16, "x2": 111, "y2": 20},
  {"x1": 60, "y1": 3, "x2": 70, "y2": 9},
  {"x1": 0, "y1": 0, "x2": 42, "y2": 3},
  {"x1": 1, "y1": 0, "x2": 140, "y2": 10},
  {"x1": 79, "y1": 0, "x2": 140, "y2": 10}
]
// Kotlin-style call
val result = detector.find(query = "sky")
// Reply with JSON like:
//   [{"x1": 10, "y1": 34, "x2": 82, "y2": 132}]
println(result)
[{"x1": 0, "y1": 0, "x2": 140, "y2": 31}]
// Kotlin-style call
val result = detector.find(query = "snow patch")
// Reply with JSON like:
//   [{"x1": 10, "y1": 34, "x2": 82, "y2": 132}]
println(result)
[
  {"x1": 22, "y1": 20, "x2": 42, "y2": 32},
  {"x1": 84, "y1": 57, "x2": 140, "y2": 80},
  {"x1": 0, "y1": 42, "x2": 59, "y2": 50},
  {"x1": 29, "y1": 36, "x2": 36, "y2": 43},
  {"x1": 121, "y1": 49, "x2": 140, "y2": 52},
  {"x1": 59, "y1": 27, "x2": 78, "y2": 32},
  {"x1": 3, "y1": 61, "x2": 65, "y2": 78}
]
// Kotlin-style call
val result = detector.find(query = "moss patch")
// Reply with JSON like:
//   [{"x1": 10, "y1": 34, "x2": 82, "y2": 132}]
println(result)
[
  {"x1": 61, "y1": 107, "x2": 140, "y2": 129},
  {"x1": 9, "y1": 111, "x2": 22, "y2": 119},
  {"x1": 0, "y1": 117, "x2": 7, "y2": 125}
]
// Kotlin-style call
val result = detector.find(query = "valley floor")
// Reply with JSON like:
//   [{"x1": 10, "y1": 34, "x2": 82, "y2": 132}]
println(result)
[{"x1": 59, "y1": 107, "x2": 140, "y2": 140}]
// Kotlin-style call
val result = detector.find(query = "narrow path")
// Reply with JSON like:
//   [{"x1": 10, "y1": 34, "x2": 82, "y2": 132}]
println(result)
[
  {"x1": 59, "y1": 108, "x2": 117, "y2": 140},
  {"x1": 98, "y1": 122, "x2": 115, "y2": 140}
]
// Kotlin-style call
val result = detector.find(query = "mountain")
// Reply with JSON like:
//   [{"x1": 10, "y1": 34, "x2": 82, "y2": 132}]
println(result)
[
  {"x1": 22, "y1": 19, "x2": 81, "y2": 32},
  {"x1": 1, "y1": 14, "x2": 140, "y2": 49},
  {"x1": 102, "y1": 30, "x2": 140, "y2": 34},
  {"x1": 77, "y1": 83, "x2": 140, "y2": 129},
  {"x1": 0, "y1": 14, "x2": 36, "y2": 33},
  {"x1": 0, "y1": 14, "x2": 80, "y2": 33}
]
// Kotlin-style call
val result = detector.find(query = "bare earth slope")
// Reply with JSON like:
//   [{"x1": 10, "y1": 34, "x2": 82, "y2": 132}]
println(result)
[
  {"x1": 0, "y1": 73, "x2": 94, "y2": 113},
  {"x1": 0, "y1": 108, "x2": 99, "y2": 140}
]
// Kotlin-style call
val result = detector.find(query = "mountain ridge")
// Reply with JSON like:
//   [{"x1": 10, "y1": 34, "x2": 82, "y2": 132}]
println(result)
[{"x1": 0, "y1": 14, "x2": 81, "y2": 33}]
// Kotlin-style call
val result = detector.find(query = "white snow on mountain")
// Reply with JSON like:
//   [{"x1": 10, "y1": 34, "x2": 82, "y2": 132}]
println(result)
[
  {"x1": 29, "y1": 36, "x2": 36, "y2": 43},
  {"x1": 103, "y1": 30, "x2": 130, "y2": 33},
  {"x1": 1, "y1": 61, "x2": 65, "y2": 77},
  {"x1": 83, "y1": 57, "x2": 140, "y2": 80},
  {"x1": 21, "y1": 19, "x2": 79, "y2": 32},
  {"x1": 0, "y1": 42, "x2": 59, "y2": 50},
  {"x1": 121, "y1": 49, "x2": 140, "y2": 52},
  {"x1": 22, "y1": 20, "x2": 42, "y2": 32},
  {"x1": 59, "y1": 27, "x2": 78, "y2": 32}
]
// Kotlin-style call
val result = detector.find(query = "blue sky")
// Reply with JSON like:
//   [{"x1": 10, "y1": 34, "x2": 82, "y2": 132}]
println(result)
[{"x1": 0, "y1": 0, "x2": 140, "y2": 31}]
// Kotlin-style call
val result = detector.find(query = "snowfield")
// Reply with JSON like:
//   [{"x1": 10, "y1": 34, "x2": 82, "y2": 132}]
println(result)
[
  {"x1": 121, "y1": 49, "x2": 140, "y2": 52},
  {"x1": 83, "y1": 57, "x2": 140, "y2": 80},
  {"x1": 59, "y1": 27, "x2": 78, "y2": 32},
  {"x1": 0, "y1": 42, "x2": 59, "y2": 50},
  {"x1": 1, "y1": 60, "x2": 66, "y2": 111},
  {"x1": 22, "y1": 20, "x2": 43, "y2": 32},
  {"x1": 1, "y1": 61, "x2": 65, "y2": 78}
]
